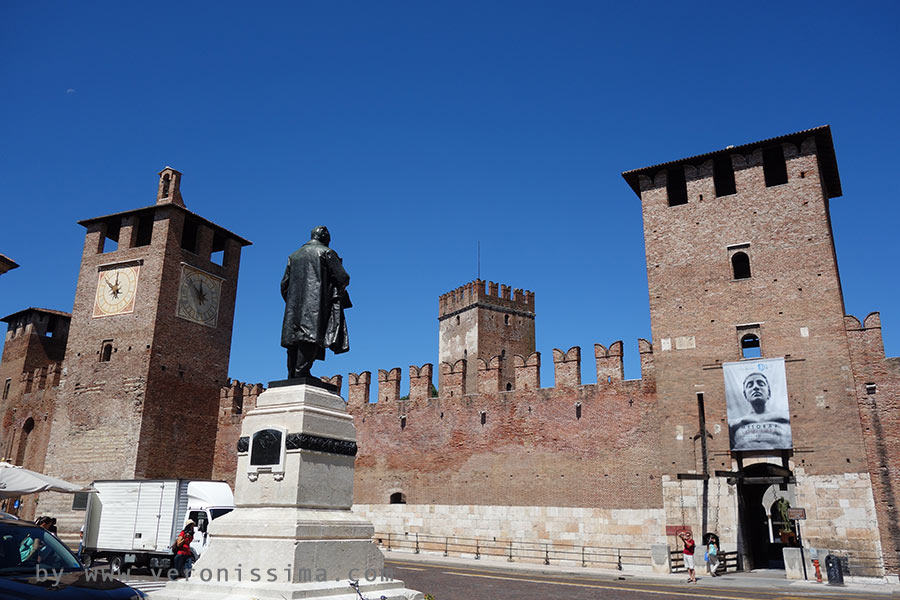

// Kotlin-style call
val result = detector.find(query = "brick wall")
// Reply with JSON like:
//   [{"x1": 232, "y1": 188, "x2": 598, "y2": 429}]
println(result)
[
  {"x1": 635, "y1": 134, "x2": 869, "y2": 480},
  {"x1": 348, "y1": 344, "x2": 658, "y2": 509},
  {"x1": 846, "y1": 312, "x2": 900, "y2": 574}
]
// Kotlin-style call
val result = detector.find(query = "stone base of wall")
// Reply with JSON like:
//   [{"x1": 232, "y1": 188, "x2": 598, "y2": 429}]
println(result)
[
  {"x1": 793, "y1": 470, "x2": 886, "y2": 578},
  {"x1": 660, "y1": 468, "x2": 888, "y2": 579},
  {"x1": 352, "y1": 504, "x2": 666, "y2": 572}
]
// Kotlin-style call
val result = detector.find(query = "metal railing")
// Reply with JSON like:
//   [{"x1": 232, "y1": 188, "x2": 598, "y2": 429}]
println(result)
[
  {"x1": 374, "y1": 532, "x2": 652, "y2": 570},
  {"x1": 670, "y1": 549, "x2": 737, "y2": 574},
  {"x1": 669, "y1": 549, "x2": 883, "y2": 578}
]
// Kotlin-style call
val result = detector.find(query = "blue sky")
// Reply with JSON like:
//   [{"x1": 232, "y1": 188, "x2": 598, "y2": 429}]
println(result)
[{"x1": 2, "y1": 2, "x2": 899, "y2": 393}]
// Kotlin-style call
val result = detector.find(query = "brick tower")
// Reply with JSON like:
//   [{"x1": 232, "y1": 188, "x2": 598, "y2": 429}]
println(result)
[
  {"x1": 622, "y1": 126, "x2": 885, "y2": 572},
  {"x1": 37, "y1": 168, "x2": 251, "y2": 531},
  {"x1": 0, "y1": 308, "x2": 69, "y2": 510},
  {"x1": 438, "y1": 280, "x2": 535, "y2": 392}
]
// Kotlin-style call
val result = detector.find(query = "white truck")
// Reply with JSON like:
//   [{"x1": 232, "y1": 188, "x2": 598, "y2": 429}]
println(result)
[{"x1": 81, "y1": 479, "x2": 234, "y2": 574}]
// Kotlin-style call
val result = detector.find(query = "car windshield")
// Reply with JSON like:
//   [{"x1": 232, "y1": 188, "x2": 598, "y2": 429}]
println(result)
[{"x1": 0, "y1": 523, "x2": 82, "y2": 575}]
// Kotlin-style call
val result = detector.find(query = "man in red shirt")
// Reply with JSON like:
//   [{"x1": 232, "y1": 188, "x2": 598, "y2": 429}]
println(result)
[
  {"x1": 173, "y1": 520, "x2": 196, "y2": 578},
  {"x1": 679, "y1": 530, "x2": 697, "y2": 583}
]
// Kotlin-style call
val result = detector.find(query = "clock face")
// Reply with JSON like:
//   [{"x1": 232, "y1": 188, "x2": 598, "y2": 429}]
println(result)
[
  {"x1": 93, "y1": 264, "x2": 140, "y2": 317},
  {"x1": 176, "y1": 265, "x2": 223, "y2": 327}
]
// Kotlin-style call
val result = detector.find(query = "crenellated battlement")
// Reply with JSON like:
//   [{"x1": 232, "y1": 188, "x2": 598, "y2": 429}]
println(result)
[
  {"x1": 214, "y1": 338, "x2": 653, "y2": 421},
  {"x1": 218, "y1": 379, "x2": 265, "y2": 417},
  {"x1": 438, "y1": 279, "x2": 535, "y2": 318},
  {"x1": 622, "y1": 126, "x2": 841, "y2": 201},
  {"x1": 844, "y1": 312, "x2": 890, "y2": 364},
  {"x1": 2, "y1": 308, "x2": 71, "y2": 342},
  {"x1": 340, "y1": 339, "x2": 654, "y2": 409}
]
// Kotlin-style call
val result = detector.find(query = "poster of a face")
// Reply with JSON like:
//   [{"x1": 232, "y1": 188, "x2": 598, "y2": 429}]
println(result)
[{"x1": 723, "y1": 357, "x2": 792, "y2": 451}]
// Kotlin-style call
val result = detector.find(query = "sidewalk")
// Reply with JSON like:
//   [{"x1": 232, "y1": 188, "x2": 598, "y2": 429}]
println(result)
[{"x1": 382, "y1": 549, "x2": 900, "y2": 597}]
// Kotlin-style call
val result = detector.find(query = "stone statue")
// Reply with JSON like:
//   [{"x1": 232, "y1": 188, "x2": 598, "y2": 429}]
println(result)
[{"x1": 281, "y1": 226, "x2": 350, "y2": 379}]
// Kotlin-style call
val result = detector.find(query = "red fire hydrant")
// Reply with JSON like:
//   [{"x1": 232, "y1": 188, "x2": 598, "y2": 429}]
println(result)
[{"x1": 812, "y1": 559, "x2": 823, "y2": 583}]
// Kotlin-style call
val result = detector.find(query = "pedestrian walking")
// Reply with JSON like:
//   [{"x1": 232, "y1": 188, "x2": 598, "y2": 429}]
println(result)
[{"x1": 705, "y1": 533, "x2": 719, "y2": 576}]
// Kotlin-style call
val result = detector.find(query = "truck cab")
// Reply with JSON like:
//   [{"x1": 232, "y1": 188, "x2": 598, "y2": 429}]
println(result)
[{"x1": 182, "y1": 482, "x2": 234, "y2": 559}]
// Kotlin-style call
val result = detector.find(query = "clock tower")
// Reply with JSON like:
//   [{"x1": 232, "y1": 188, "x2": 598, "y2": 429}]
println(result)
[{"x1": 38, "y1": 168, "x2": 250, "y2": 524}]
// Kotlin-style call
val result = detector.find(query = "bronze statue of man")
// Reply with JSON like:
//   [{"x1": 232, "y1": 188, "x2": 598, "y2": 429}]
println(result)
[{"x1": 280, "y1": 226, "x2": 351, "y2": 379}]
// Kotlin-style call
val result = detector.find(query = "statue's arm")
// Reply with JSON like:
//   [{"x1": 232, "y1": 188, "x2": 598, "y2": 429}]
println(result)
[
  {"x1": 280, "y1": 260, "x2": 291, "y2": 301},
  {"x1": 326, "y1": 251, "x2": 350, "y2": 289}
]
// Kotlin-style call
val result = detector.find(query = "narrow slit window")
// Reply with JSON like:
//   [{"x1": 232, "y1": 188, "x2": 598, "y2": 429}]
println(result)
[
  {"x1": 100, "y1": 342, "x2": 113, "y2": 362},
  {"x1": 181, "y1": 219, "x2": 199, "y2": 253},
  {"x1": 713, "y1": 156, "x2": 736, "y2": 197},
  {"x1": 666, "y1": 166, "x2": 688, "y2": 206},
  {"x1": 2, "y1": 379, "x2": 10, "y2": 400},
  {"x1": 741, "y1": 334, "x2": 761, "y2": 359},
  {"x1": 732, "y1": 252, "x2": 751, "y2": 279},
  {"x1": 763, "y1": 146, "x2": 788, "y2": 187}
]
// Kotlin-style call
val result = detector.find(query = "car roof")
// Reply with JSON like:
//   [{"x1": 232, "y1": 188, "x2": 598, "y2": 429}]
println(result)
[{"x1": 0, "y1": 519, "x2": 41, "y2": 528}]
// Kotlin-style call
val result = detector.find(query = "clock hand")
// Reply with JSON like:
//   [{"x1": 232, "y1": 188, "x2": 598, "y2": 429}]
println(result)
[
  {"x1": 105, "y1": 277, "x2": 115, "y2": 291},
  {"x1": 194, "y1": 283, "x2": 206, "y2": 305}
]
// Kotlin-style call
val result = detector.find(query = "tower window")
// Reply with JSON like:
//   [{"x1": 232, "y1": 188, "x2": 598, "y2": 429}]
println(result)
[
  {"x1": 506, "y1": 383, "x2": 512, "y2": 391},
  {"x1": 100, "y1": 341, "x2": 113, "y2": 362},
  {"x1": 133, "y1": 213, "x2": 154, "y2": 247},
  {"x1": 713, "y1": 155, "x2": 736, "y2": 197},
  {"x1": 504, "y1": 314, "x2": 510, "y2": 325},
  {"x1": 45, "y1": 316, "x2": 56, "y2": 338},
  {"x1": 763, "y1": 146, "x2": 788, "y2": 187},
  {"x1": 181, "y1": 219, "x2": 199, "y2": 253},
  {"x1": 740, "y1": 334, "x2": 761, "y2": 359},
  {"x1": 2, "y1": 379, "x2": 10, "y2": 400},
  {"x1": 389, "y1": 492, "x2": 406, "y2": 504},
  {"x1": 731, "y1": 252, "x2": 751, "y2": 279},
  {"x1": 456, "y1": 315, "x2": 460, "y2": 325},
  {"x1": 101, "y1": 220, "x2": 120, "y2": 253},
  {"x1": 162, "y1": 174, "x2": 171, "y2": 198},
  {"x1": 666, "y1": 166, "x2": 688, "y2": 206},
  {"x1": 211, "y1": 231, "x2": 227, "y2": 266}
]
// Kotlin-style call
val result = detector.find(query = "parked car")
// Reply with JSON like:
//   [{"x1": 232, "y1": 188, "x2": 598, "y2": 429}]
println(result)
[{"x1": 0, "y1": 518, "x2": 145, "y2": 599}]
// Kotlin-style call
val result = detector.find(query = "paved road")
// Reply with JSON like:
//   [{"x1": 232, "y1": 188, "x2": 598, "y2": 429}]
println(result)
[
  {"x1": 118, "y1": 560, "x2": 895, "y2": 599},
  {"x1": 381, "y1": 561, "x2": 893, "y2": 600}
]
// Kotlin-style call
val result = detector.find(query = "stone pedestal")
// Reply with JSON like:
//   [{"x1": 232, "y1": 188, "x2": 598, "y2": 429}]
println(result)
[{"x1": 154, "y1": 384, "x2": 422, "y2": 600}]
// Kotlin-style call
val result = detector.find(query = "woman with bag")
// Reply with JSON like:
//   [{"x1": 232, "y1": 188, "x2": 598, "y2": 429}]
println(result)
[
  {"x1": 172, "y1": 520, "x2": 196, "y2": 578},
  {"x1": 706, "y1": 533, "x2": 720, "y2": 577}
]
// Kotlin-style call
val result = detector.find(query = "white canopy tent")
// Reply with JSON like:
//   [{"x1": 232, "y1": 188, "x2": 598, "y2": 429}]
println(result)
[{"x1": 0, "y1": 462, "x2": 91, "y2": 499}]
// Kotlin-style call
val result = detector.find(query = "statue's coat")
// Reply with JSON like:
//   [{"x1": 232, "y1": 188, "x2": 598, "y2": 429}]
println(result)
[{"x1": 280, "y1": 239, "x2": 350, "y2": 356}]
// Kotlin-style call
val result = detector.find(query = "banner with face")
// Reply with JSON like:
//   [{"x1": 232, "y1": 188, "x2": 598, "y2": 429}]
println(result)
[{"x1": 723, "y1": 358, "x2": 792, "y2": 451}]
